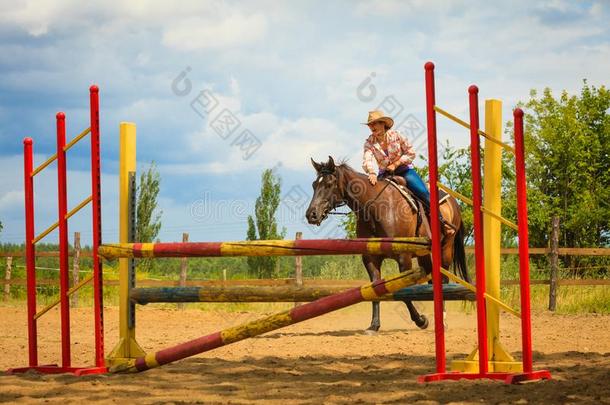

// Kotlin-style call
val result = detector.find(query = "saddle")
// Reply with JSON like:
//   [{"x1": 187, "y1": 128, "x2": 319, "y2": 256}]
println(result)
[
  {"x1": 382, "y1": 175, "x2": 450, "y2": 239},
  {"x1": 384, "y1": 175, "x2": 450, "y2": 208}
]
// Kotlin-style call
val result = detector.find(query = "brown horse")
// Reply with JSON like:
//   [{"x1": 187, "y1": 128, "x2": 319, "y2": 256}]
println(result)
[{"x1": 305, "y1": 156, "x2": 469, "y2": 332}]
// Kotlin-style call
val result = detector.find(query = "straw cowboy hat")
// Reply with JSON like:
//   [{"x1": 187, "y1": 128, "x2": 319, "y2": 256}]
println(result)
[{"x1": 362, "y1": 110, "x2": 394, "y2": 129}]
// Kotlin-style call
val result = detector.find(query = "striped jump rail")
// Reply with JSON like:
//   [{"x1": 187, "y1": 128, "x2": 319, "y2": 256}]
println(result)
[{"x1": 98, "y1": 237, "x2": 431, "y2": 259}]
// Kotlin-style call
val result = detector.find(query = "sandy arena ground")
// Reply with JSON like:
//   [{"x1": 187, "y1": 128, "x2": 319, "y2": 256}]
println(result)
[{"x1": 1, "y1": 302, "x2": 609, "y2": 404}]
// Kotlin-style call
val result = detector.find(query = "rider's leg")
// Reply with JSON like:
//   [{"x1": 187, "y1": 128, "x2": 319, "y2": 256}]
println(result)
[{"x1": 402, "y1": 168, "x2": 455, "y2": 235}]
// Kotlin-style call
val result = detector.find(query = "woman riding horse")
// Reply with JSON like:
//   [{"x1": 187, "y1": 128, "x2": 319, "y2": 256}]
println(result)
[{"x1": 362, "y1": 110, "x2": 454, "y2": 236}]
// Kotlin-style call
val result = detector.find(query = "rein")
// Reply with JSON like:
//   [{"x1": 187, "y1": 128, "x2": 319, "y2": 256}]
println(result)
[{"x1": 328, "y1": 174, "x2": 392, "y2": 216}]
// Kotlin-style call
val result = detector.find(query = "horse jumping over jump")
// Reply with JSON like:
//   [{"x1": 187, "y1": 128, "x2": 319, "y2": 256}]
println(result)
[{"x1": 306, "y1": 156, "x2": 470, "y2": 332}]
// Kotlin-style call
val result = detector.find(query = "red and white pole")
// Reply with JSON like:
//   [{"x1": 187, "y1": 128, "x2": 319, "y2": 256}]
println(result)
[
  {"x1": 424, "y1": 61, "x2": 446, "y2": 373},
  {"x1": 23, "y1": 138, "x2": 37, "y2": 366},
  {"x1": 56, "y1": 112, "x2": 71, "y2": 368},
  {"x1": 468, "y1": 86, "x2": 488, "y2": 374}
]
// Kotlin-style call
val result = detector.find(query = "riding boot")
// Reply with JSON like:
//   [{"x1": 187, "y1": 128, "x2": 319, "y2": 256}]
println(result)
[{"x1": 421, "y1": 200, "x2": 456, "y2": 237}]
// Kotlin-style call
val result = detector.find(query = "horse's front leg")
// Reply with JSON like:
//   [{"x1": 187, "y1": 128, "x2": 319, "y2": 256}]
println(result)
[
  {"x1": 362, "y1": 254, "x2": 383, "y2": 333},
  {"x1": 398, "y1": 254, "x2": 429, "y2": 330}
]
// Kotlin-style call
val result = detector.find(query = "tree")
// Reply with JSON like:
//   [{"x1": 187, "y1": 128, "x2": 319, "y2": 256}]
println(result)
[
  {"x1": 136, "y1": 162, "x2": 162, "y2": 270},
  {"x1": 522, "y1": 83, "x2": 610, "y2": 247},
  {"x1": 340, "y1": 213, "x2": 357, "y2": 239},
  {"x1": 246, "y1": 168, "x2": 286, "y2": 278},
  {"x1": 514, "y1": 82, "x2": 610, "y2": 273}
]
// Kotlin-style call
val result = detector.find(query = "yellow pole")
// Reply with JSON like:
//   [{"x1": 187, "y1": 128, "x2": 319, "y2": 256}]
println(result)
[
  {"x1": 107, "y1": 122, "x2": 145, "y2": 366},
  {"x1": 483, "y1": 100, "x2": 520, "y2": 371},
  {"x1": 452, "y1": 99, "x2": 521, "y2": 373}
]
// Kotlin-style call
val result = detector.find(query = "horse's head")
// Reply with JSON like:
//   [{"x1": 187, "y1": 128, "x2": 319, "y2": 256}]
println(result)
[{"x1": 306, "y1": 156, "x2": 344, "y2": 225}]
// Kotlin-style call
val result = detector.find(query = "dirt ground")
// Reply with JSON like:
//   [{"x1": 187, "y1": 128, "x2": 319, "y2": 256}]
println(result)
[{"x1": 1, "y1": 302, "x2": 609, "y2": 404}]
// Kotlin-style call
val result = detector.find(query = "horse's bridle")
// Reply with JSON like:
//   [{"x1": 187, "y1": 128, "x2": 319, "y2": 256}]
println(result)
[{"x1": 318, "y1": 168, "x2": 392, "y2": 217}]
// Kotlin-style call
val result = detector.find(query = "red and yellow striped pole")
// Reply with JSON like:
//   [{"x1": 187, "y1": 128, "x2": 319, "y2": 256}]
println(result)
[
  {"x1": 110, "y1": 268, "x2": 428, "y2": 373},
  {"x1": 98, "y1": 237, "x2": 431, "y2": 259}
]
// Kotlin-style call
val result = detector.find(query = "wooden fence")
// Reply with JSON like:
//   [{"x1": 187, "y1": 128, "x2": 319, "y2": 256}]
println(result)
[{"x1": 2, "y1": 224, "x2": 609, "y2": 309}]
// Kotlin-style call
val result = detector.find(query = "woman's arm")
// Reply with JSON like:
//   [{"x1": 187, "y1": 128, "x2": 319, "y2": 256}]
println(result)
[
  {"x1": 363, "y1": 143, "x2": 379, "y2": 185},
  {"x1": 362, "y1": 146, "x2": 376, "y2": 175},
  {"x1": 386, "y1": 132, "x2": 416, "y2": 171},
  {"x1": 397, "y1": 133, "x2": 416, "y2": 166}
]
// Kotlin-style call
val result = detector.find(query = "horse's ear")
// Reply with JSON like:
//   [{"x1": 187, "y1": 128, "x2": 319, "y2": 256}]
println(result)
[
  {"x1": 327, "y1": 156, "x2": 335, "y2": 168},
  {"x1": 311, "y1": 158, "x2": 322, "y2": 172}
]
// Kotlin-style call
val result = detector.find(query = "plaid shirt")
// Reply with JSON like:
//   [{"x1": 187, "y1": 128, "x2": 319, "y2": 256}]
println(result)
[{"x1": 362, "y1": 129, "x2": 416, "y2": 175}]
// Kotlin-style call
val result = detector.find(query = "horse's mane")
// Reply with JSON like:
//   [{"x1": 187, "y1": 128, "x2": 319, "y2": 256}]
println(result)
[{"x1": 334, "y1": 159, "x2": 368, "y2": 178}]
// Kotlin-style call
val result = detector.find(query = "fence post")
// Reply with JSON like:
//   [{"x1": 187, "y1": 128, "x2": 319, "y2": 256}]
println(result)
[
  {"x1": 294, "y1": 231, "x2": 303, "y2": 307},
  {"x1": 178, "y1": 233, "x2": 189, "y2": 310},
  {"x1": 548, "y1": 216, "x2": 559, "y2": 311},
  {"x1": 4, "y1": 256, "x2": 12, "y2": 302},
  {"x1": 72, "y1": 232, "x2": 81, "y2": 307}
]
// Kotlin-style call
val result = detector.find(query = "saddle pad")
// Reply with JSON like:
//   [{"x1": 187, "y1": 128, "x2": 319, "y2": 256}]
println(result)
[
  {"x1": 387, "y1": 180, "x2": 418, "y2": 211},
  {"x1": 387, "y1": 180, "x2": 450, "y2": 208}
]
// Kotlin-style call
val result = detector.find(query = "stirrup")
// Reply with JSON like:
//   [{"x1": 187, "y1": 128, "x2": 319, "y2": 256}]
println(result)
[{"x1": 440, "y1": 218, "x2": 457, "y2": 236}]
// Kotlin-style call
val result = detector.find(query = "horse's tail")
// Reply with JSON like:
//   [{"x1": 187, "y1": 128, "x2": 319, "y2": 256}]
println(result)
[{"x1": 453, "y1": 220, "x2": 471, "y2": 283}]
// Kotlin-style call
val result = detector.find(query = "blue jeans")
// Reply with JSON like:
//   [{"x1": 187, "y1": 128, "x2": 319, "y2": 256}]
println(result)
[
  {"x1": 399, "y1": 168, "x2": 431, "y2": 207},
  {"x1": 378, "y1": 166, "x2": 431, "y2": 207},
  {"x1": 389, "y1": 167, "x2": 450, "y2": 232},
  {"x1": 379, "y1": 166, "x2": 430, "y2": 205}
]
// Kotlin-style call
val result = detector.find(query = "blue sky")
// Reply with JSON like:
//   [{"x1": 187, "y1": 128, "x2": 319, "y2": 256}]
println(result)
[{"x1": 1, "y1": 0, "x2": 609, "y2": 245}]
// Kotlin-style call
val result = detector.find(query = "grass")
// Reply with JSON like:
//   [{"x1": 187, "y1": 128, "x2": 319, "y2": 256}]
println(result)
[{"x1": 2, "y1": 255, "x2": 609, "y2": 314}]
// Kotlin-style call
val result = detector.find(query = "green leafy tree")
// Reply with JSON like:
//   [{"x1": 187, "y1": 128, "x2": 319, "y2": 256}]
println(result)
[
  {"x1": 517, "y1": 83, "x2": 610, "y2": 249},
  {"x1": 510, "y1": 82, "x2": 610, "y2": 274},
  {"x1": 417, "y1": 142, "x2": 476, "y2": 240},
  {"x1": 246, "y1": 168, "x2": 286, "y2": 277},
  {"x1": 341, "y1": 213, "x2": 357, "y2": 239},
  {"x1": 136, "y1": 162, "x2": 163, "y2": 271}
]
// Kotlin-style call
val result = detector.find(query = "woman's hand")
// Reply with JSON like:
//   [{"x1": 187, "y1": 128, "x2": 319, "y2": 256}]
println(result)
[
  {"x1": 368, "y1": 173, "x2": 377, "y2": 185},
  {"x1": 386, "y1": 163, "x2": 396, "y2": 172}
]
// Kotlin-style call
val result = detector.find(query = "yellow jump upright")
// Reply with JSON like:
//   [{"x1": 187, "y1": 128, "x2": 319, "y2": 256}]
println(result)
[
  {"x1": 451, "y1": 99, "x2": 521, "y2": 372},
  {"x1": 107, "y1": 122, "x2": 146, "y2": 367}
]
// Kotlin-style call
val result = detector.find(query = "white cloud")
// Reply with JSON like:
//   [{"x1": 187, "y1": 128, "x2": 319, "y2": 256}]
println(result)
[
  {"x1": 353, "y1": 0, "x2": 450, "y2": 17},
  {"x1": 0, "y1": 1, "x2": 62, "y2": 36},
  {"x1": 0, "y1": 190, "x2": 22, "y2": 211},
  {"x1": 1, "y1": 0, "x2": 610, "y2": 242},
  {"x1": 162, "y1": 14, "x2": 268, "y2": 51},
  {"x1": 168, "y1": 114, "x2": 354, "y2": 174}
]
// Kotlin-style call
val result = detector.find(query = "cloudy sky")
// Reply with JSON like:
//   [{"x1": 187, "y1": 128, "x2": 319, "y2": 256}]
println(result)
[{"x1": 0, "y1": 0, "x2": 608, "y2": 245}]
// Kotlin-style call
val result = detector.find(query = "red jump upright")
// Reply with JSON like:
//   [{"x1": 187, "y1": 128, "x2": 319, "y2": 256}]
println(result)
[
  {"x1": 419, "y1": 62, "x2": 551, "y2": 384},
  {"x1": 423, "y1": 61, "x2": 447, "y2": 375},
  {"x1": 506, "y1": 109, "x2": 552, "y2": 384},
  {"x1": 8, "y1": 86, "x2": 106, "y2": 376}
]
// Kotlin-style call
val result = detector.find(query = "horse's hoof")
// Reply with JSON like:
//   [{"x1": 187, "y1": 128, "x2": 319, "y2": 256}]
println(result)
[
  {"x1": 416, "y1": 315, "x2": 429, "y2": 330},
  {"x1": 364, "y1": 329, "x2": 379, "y2": 336}
]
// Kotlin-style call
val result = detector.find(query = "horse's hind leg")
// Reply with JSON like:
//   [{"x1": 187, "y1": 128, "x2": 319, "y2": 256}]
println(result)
[
  {"x1": 362, "y1": 254, "x2": 383, "y2": 332},
  {"x1": 399, "y1": 253, "x2": 429, "y2": 329},
  {"x1": 405, "y1": 300, "x2": 429, "y2": 329}
]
